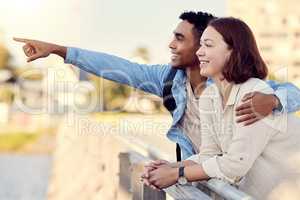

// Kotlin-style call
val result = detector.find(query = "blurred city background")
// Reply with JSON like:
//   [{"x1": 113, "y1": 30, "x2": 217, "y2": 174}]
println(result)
[{"x1": 0, "y1": 0, "x2": 299, "y2": 199}]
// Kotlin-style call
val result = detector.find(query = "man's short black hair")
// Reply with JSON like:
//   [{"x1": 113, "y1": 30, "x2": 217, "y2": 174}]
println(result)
[{"x1": 179, "y1": 11, "x2": 216, "y2": 39}]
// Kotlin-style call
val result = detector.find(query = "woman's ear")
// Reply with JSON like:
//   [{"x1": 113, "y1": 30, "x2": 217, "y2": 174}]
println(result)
[{"x1": 226, "y1": 49, "x2": 233, "y2": 60}]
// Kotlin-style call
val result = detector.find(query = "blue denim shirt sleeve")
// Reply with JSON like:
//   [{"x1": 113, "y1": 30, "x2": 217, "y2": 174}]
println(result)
[
  {"x1": 266, "y1": 80, "x2": 300, "y2": 113},
  {"x1": 65, "y1": 47, "x2": 171, "y2": 97}
]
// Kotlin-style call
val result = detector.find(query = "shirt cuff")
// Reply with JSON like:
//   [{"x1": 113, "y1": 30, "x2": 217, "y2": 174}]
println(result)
[
  {"x1": 186, "y1": 154, "x2": 201, "y2": 163},
  {"x1": 64, "y1": 47, "x2": 78, "y2": 65},
  {"x1": 273, "y1": 90, "x2": 287, "y2": 114}
]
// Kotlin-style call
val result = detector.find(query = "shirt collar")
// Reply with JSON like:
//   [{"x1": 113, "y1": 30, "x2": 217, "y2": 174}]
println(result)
[
  {"x1": 173, "y1": 69, "x2": 187, "y2": 85},
  {"x1": 226, "y1": 83, "x2": 242, "y2": 106}
]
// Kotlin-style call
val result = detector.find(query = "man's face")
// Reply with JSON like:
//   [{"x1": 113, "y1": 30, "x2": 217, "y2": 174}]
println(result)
[{"x1": 168, "y1": 20, "x2": 200, "y2": 69}]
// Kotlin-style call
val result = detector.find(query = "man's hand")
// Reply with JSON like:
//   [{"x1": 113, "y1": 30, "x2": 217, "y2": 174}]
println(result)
[
  {"x1": 13, "y1": 37, "x2": 67, "y2": 62},
  {"x1": 236, "y1": 92, "x2": 279, "y2": 126}
]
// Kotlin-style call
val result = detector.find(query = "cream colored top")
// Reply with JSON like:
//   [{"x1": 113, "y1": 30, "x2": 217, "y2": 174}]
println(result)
[{"x1": 188, "y1": 78, "x2": 300, "y2": 200}]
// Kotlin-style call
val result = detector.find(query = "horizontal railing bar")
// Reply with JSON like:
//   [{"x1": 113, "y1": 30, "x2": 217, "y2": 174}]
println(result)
[{"x1": 116, "y1": 133, "x2": 255, "y2": 200}]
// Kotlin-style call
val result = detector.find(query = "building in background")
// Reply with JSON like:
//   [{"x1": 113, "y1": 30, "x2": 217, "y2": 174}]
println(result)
[{"x1": 227, "y1": 0, "x2": 300, "y2": 85}]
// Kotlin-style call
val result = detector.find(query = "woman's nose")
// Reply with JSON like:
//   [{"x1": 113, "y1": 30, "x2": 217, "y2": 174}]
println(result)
[{"x1": 196, "y1": 47, "x2": 205, "y2": 57}]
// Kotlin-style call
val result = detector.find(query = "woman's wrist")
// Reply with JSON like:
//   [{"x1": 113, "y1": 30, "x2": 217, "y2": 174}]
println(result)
[
  {"x1": 171, "y1": 167, "x2": 179, "y2": 182},
  {"x1": 169, "y1": 160, "x2": 197, "y2": 169}
]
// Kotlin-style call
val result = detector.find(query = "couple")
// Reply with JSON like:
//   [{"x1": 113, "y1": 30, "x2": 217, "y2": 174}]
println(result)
[
  {"x1": 142, "y1": 16, "x2": 300, "y2": 200},
  {"x1": 15, "y1": 11, "x2": 300, "y2": 199}
]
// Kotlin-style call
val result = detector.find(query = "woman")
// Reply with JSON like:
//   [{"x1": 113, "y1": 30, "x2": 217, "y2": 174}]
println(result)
[{"x1": 142, "y1": 17, "x2": 300, "y2": 200}]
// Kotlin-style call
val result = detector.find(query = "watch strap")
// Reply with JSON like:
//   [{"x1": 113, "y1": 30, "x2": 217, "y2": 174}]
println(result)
[{"x1": 179, "y1": 166, "x2": 185, "y2": 178}]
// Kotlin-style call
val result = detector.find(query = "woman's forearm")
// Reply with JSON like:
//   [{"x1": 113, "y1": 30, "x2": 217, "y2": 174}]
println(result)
[
  {"x1": 169, "y1": 160, "x2": 200, "y2": 168},
  {"x1": 184, "y1": 163, "x2": 210, "y2": 182},
  {"x1": 170, "y1": 161, "x2": 210, "y2": 182}
]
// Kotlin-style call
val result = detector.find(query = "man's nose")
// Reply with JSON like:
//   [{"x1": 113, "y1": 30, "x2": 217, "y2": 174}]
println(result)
[{"x1": 168, "y1": 39, "x2": 176, "y2": 49}]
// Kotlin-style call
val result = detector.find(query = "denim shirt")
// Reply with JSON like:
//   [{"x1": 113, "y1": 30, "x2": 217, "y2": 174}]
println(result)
[{"x1": 65, "y1": 47, "x2": 300, "y2": 159}]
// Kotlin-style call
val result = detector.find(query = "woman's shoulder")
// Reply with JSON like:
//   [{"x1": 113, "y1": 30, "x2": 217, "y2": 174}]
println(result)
[{"x1": 239, "y1": 78, "x2": 274, "y2": 95}]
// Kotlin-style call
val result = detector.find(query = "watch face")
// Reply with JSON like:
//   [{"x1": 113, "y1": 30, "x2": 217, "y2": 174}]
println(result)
[{"x1": 178, "y1": 177, "x2": 188, "y2": 185}]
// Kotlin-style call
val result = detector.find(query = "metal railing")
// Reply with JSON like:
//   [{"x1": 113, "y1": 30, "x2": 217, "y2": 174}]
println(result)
[{"x1": 118, "y1": 136, "x2": 256, "y2": 200}]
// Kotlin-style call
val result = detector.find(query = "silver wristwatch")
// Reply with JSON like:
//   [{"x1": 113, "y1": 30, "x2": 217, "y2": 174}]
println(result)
[{"x1": 178, "y1": 166, "x2": 188, "y2": 185}]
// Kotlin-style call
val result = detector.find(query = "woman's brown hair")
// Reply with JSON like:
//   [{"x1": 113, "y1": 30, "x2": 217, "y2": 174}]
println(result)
[{"x1": 208, "y1": 17, "x2": 268, "y2": 84}]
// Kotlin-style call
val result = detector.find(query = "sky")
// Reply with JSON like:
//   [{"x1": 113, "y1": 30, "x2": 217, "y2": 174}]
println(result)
[{"x1": 0, "y1": 0, "x2": 226, "y2": 66}]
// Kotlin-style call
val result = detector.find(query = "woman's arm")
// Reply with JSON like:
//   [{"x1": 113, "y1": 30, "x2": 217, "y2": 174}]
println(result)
[
  {"x1": 182, "y1": 162, "x2": 210, "y2": 182},
  {"x1": 197, "y1": 81, "x2": 281, "y2": 184}
]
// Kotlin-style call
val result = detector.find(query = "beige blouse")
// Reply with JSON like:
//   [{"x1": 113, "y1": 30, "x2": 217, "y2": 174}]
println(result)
[{"x1": 188, "y1": 78, "x2": 300, "y2": 200}]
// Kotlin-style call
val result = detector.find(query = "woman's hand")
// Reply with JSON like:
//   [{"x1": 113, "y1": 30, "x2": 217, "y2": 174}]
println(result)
[
  {"x1": 141, "y1": 160, "x2": 171, "y2": 190},
  {"x1": 142, "y1": 160, "x2": 170, "y2": 179},
  {"x1": 148, "y1": 165, "x2": 178, "y2": 189}
]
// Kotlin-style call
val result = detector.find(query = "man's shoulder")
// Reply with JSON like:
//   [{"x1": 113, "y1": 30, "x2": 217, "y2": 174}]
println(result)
[{"x1": 161, "y1": 66, "x2": 188, "y2": 83}]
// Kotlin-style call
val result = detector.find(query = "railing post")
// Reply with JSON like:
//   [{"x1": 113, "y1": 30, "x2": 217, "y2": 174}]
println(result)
[{"x1": 119, "y1": 152, "x2": 132, "y2": 192}]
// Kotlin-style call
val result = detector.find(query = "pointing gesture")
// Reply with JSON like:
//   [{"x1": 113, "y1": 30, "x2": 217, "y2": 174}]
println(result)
[{"x1": 13, "y1": 37, "x2": 67, "y2": 62}]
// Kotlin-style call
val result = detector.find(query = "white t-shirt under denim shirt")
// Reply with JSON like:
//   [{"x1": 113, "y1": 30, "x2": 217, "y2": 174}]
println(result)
[
  {"x1": 188, "y1": 78, "x2": 300, "y2": 200},
  {"x1": 177, "y1": 81, "x2": 202, "y2": 153}
]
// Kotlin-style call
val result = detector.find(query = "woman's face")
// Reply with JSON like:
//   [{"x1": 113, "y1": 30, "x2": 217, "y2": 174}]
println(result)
[{"x1": 196, "y1": 26, "x2": 232, "y2": 79}]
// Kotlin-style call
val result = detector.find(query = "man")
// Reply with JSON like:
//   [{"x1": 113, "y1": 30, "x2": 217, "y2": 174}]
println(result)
[{"x1": 14, "y1": 11, "x2": 300, "y2": 161}]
